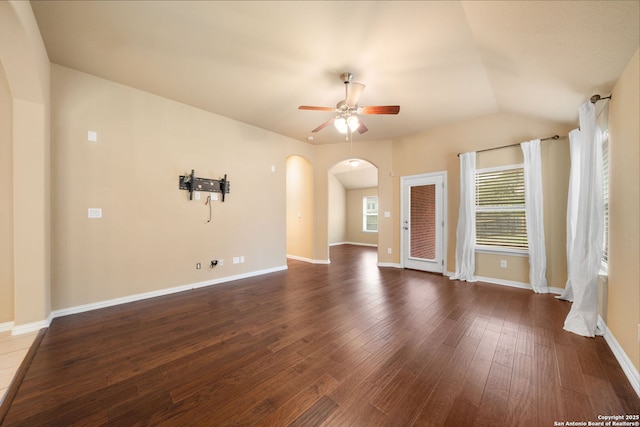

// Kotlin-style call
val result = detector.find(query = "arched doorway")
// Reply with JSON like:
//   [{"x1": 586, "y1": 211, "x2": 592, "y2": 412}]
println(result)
[{"x1": 328, "y1": 158, "x2": 379, "y2": 261}]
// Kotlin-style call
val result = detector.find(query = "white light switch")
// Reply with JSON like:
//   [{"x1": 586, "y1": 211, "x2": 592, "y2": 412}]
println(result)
[
  {"x1": 88, "y1": 131, "x2": 97, "y2": 142},
  {"x1": 384, "y1": 211, "x2": 391, "y2": 218},
  {"x1": 88, "y1": 208, "x2": 102, "y2": 218}
]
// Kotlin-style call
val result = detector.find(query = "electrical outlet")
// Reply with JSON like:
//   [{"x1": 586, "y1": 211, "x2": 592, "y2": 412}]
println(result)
[
  {"x1": 387, "y1": 248, "x2": 392, "y2": 254},
  {"x1": 218, "y1": 259, "x2": 224, "y2": 266},
  {"x1": 233, "y1": 256, "x2": 240, "y2": 264},
  {"x1": 500, "y1": 260, "x2": 507, "y2": 269},
  {"x1": 210, "y1": 260, "x2": 218, "y2": 269},
  {"x1": 240, "y1": 256, "x2": 245, "y2": 263}
]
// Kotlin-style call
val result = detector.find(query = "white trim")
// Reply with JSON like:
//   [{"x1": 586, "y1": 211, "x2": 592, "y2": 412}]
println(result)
[
  {"x1": 598, "y1": 316, "x2": 640, "y2": 398},
  {"x1": 474, "y1": 275, "x2": 532, "y2": 291},
  {"x1": 344, "y1": 242, "x2": 377, "y2": 248},
  {"x1": 476, "y1": 163, "x2": 525, "y2": 174},
  {"x1": 287, "y1": 255, "x2": 331, "y2": 265},
  {"x1": 475, "y1": 246, "x2": 529, "y2": 257},
  {"x1": 377, "y1": 262, "x2": 403, "y2": 268},
  {"x1": 400, "y1": 171, "x2": 448, "y2": 274},
  {"x1": 0, "y1": 321, "x2": 15, "y2": 333},
  {"x1": 456, "y1": 274, "x2": 564, "y2": 295},
  {"x1": 11, "y1": 317, "x2": 51, "y2": 335},
  {"x1": 287, "y1": 254, "x2": 315, "y2": 263},
  {"x1": 330, "y1": 242, "x2": 377, "y2": 248},
  {"x1": 47, "y1": 265, "x2": 287, "y2": 321}
]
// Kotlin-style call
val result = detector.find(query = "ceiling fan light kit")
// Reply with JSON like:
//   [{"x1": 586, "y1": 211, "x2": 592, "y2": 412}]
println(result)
[
  {"x1": 334, "y1": 115, "x2": 360, "y2": 134},
  {"x1": 299, "y1": 72, "x2": 400, "y2": 137}
]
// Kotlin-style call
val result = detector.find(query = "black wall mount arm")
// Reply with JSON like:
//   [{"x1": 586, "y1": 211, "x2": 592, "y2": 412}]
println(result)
[{"x1": 179, "y1": 170, "x2": 230, "y2": 201}]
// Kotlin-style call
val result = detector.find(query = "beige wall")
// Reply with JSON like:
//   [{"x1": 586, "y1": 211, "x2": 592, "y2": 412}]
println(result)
[
  {"x1": 392, "y1": 112, "x2": 573, "y2": 287},
  {"x1": 286, "y1": 155, "x2": 314, "y2": 260},
  {"x1": 607, "y1": 48, "x2": 639, "y2": 373},
  {"x1": 346, "y1": 187, "x2": 378, "y2": 246},
  {"x1": 0, "y1": 1, "x2": 51, "y2": 327},
  {"x1": 328, "y1": 173, "x2": 346, "y2": 245},
  {"x1": 50, "y1": 64, "x2": 304, "y2": 309},
  {"x1": 0, "y1": 60, "x2": 13, "y2": 324}
]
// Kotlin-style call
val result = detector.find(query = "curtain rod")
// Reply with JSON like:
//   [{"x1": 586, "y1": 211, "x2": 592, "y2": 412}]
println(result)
[
  {"x1": 590, "y1": 94, "x2": 611, "y2": 103},
  {"x1": 456, "y1": 134, "x2": 566, "y2": 157}
]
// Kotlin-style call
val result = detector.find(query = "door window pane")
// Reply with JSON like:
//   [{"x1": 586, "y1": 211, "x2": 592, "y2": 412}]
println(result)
[{"x1": 410, "y1": 184, "x2": 436, "y2": 259}]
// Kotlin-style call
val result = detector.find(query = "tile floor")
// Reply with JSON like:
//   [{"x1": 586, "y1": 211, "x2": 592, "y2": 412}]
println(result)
[{"x1": 0, "y1": 331, "x2": 37, "y2": 404}]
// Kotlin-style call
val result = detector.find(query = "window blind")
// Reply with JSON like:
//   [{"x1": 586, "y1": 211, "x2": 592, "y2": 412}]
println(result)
[{"x1": 476, "y1": 167, "x2": 528, "y2": 250}]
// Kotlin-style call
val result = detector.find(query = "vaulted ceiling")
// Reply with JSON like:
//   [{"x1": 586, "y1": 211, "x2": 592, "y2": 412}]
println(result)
[{"x1": 31, "y1": 1, "x2": 639, "y2": 145}]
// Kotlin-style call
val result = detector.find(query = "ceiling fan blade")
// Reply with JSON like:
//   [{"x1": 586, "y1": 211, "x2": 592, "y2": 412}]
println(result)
[
  {"x1": 299, "y1": 105, "x2": 338, "y2": 112},
  {"x1": 357, "y1": 122, "x2": 368, "y2": 134},
  {"x1": 312, "y1": 117, "x2": 336, "y2": 133},
  {"x1": 360, "y1": 105, "x2": 400, "y2": 115},
  {"x1": 345, "y1": 82, "x2": 365, "y2": 107}
]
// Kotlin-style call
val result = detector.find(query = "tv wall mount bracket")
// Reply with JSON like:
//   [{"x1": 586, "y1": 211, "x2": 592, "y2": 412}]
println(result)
[{"x1": 179, "y1": 170, "x2": 230, "y2": 201}]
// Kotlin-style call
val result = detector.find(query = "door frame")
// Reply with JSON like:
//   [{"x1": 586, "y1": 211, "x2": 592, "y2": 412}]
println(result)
[{"x1": 400, "y1": 171, "x2": 448, "y2": 273}]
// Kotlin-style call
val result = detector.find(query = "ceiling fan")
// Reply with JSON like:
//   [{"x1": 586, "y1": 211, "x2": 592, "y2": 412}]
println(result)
[{"x1": 298, "y1": 72, "x2": 400, "y2": 135}]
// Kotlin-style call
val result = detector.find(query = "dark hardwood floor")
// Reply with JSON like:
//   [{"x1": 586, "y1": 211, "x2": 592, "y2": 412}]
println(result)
[{"x1": 2, "y1": 245, "x2": 638, "y2": 426}]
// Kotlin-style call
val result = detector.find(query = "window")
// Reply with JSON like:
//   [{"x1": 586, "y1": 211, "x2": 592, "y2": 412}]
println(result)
[
  {"x1": 475, "y1": 165, "x2": 528, "y2": 252},
  {"x1": 363, "y1": 196, "x2": 378, "y2": 232}
]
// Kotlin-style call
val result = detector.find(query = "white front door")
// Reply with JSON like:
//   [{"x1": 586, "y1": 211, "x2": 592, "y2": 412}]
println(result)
[{"x1": 401, "y1": 172, "x2": 447, "y2": 273}]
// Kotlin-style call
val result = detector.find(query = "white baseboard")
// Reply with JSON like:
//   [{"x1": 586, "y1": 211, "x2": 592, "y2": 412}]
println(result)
[
  {"x1": 8, "y1": 266, "x2": 287, "y2": 334},
  {"x1": 452, "y1": 273, "x2": 563, "y2": 295},
  {"x1": 598, "y1": 316, "x2": 640, "y2": 398},
  {"x1": 286, "y1": 255, "x2": 330, "y2": 265},
  {"x1": 51, "y1": 265, "x2": 288, "y2": 320},
  {"x1": 344, "y1": 242, "x2": 378, "y2": 248},
  {"x1": 0, "y1": 321, "x2": 15, "y2": 333},
  {"x1": 286, "y1": 254, "x2": 314, "y2": 263},
  {"x1": 377, "y1": 262, "x2": 402, "y2": 268},
  {"x1": 11, "y1": 318, "x2": 51, "y2": 335}
]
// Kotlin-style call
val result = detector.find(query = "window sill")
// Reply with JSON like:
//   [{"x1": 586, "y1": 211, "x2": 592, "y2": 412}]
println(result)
[
  {"x1": 475, "y1": 245, "x2": 529, "y2": 257},
  {"x1": 362, "y1": 230, "x2": 378, "y2": 234},
  {"x1": 598, "y1": 265, "x2": 608, "y2": 284}
]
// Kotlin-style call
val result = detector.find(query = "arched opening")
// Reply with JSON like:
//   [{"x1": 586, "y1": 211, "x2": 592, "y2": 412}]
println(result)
[
  {"x1": 0, "y1": 1, "x2": 51, "y2": 330},
  {"x1": 328, "y1": 158, "x2": 379, "y2": 262}
]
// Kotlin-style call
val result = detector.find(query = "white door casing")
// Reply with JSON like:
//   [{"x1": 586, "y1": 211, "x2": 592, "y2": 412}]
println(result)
[{"x1": 401, "y1": 172, "x2": 447, "y2": 273}]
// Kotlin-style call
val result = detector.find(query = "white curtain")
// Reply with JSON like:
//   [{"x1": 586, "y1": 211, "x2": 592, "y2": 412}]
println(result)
[
  {"x1": 559, "y1": 102, "x2": 604, "y2": 337},
  {"x1": 560, "y1": 129, "x2": 582, "y2": 302},
  {"x1": 451, "y1": 152, "x2": 477, "y2": 282},
  {"x1": 521, "y1": 139, "x2": 549, "y2": 293}
]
